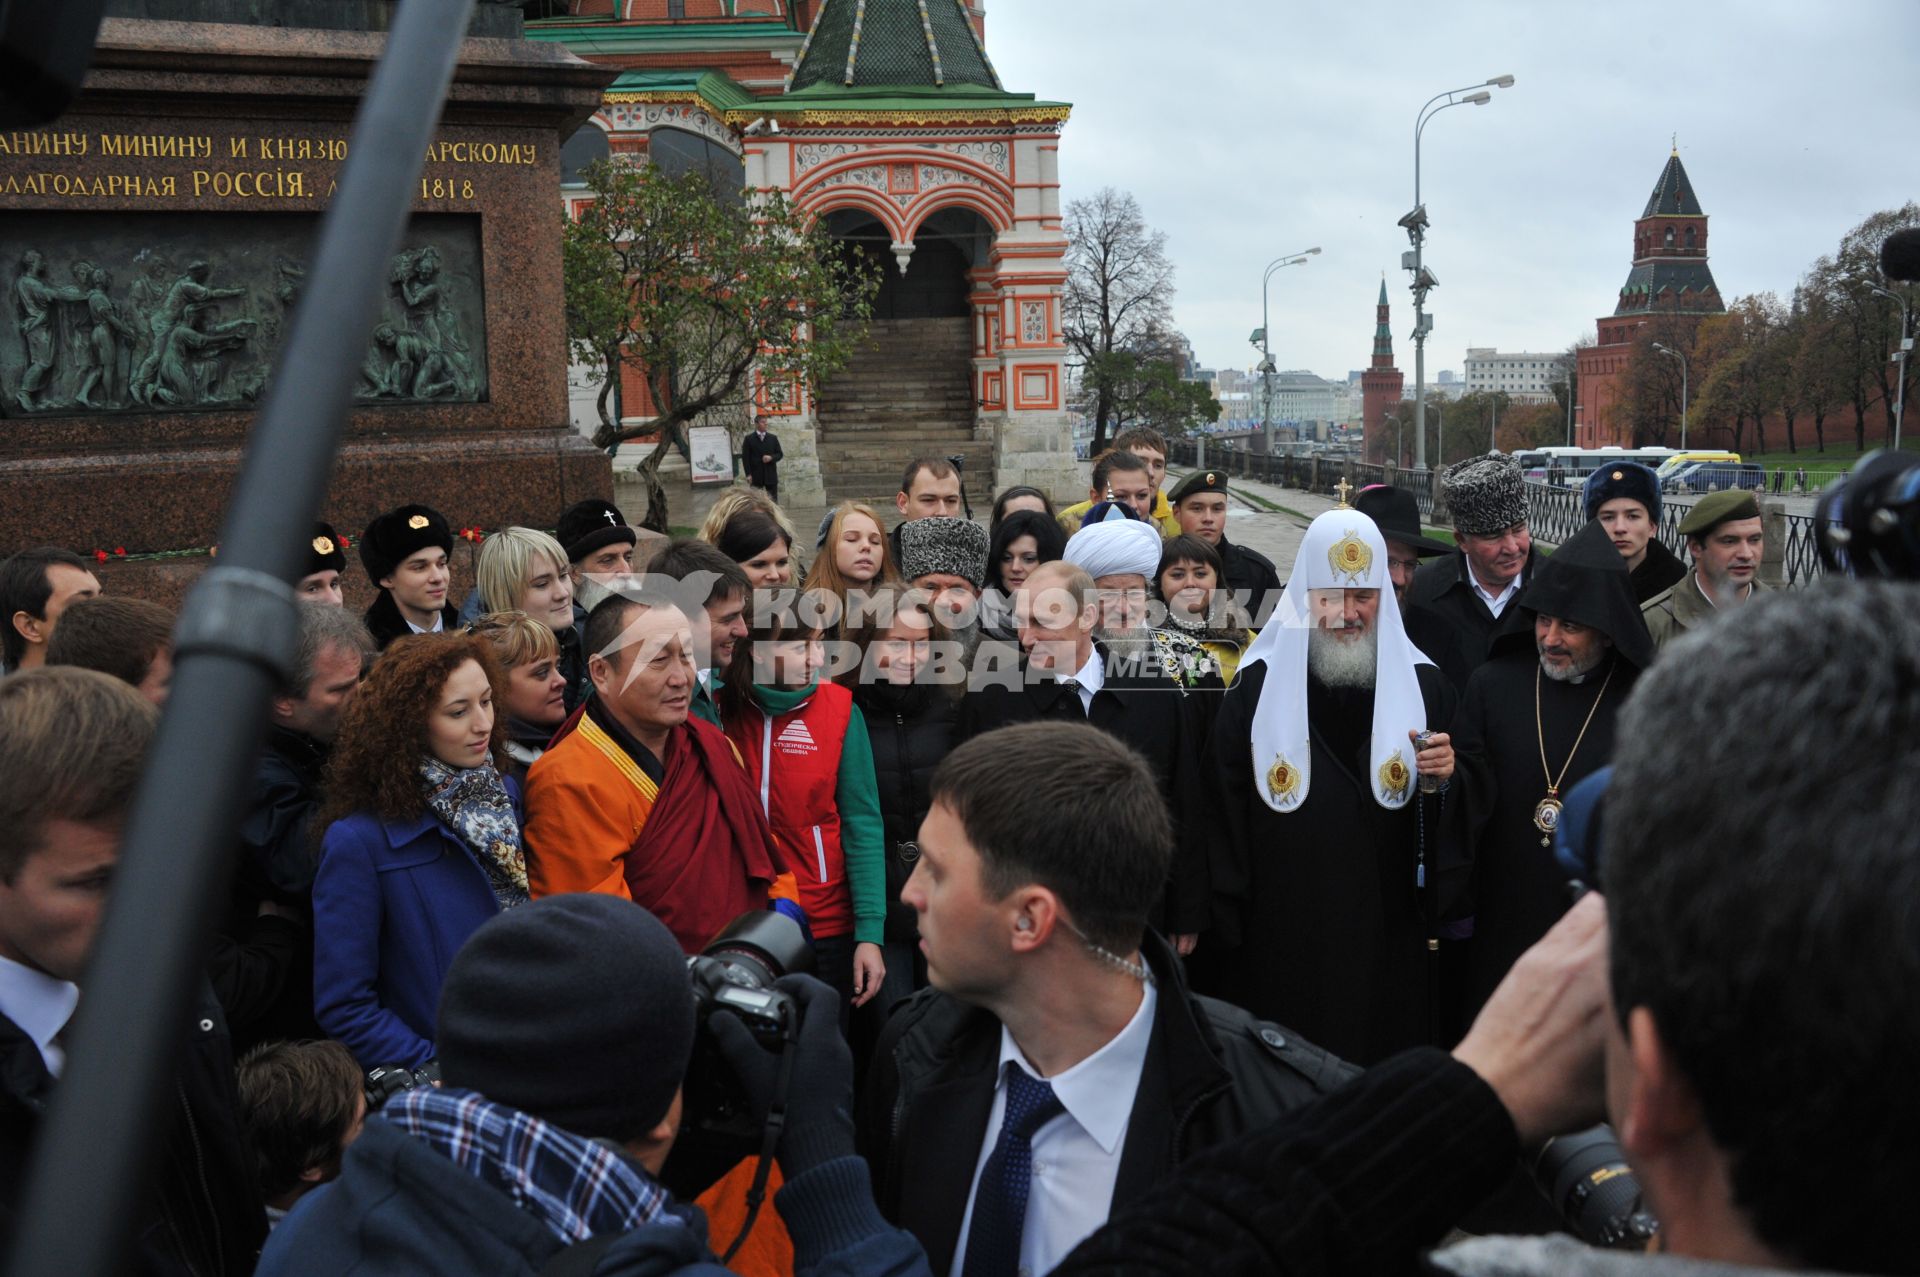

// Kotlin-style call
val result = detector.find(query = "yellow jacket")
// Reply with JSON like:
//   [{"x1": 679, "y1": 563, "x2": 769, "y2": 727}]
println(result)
[{"x1": 1056, "y1": 490, "x2": 1181, "y2": 539}]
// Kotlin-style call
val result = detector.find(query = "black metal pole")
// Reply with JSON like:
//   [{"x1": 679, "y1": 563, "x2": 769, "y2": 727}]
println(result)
[{"x1": 5, "y1": 2, "x2": 476, "y2": 1272}]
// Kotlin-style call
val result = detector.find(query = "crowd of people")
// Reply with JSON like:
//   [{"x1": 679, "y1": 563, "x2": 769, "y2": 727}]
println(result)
[{"x1": 0, "y1": 425, "x2": 1913, "y2": 1277}]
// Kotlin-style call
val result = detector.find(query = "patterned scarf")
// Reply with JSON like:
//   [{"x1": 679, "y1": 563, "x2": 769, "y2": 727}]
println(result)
[
  {"x1": 420, "y1": 756, "x2": 528, "y2": 909},
  {"x1": 385, "y1": 1087, "x2": 674, "y2": 1244}
]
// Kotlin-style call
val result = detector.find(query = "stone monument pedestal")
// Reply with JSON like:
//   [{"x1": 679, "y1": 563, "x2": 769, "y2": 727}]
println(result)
[{"x1": 0, "y1": 11, "x2": 614, "y2": 602}]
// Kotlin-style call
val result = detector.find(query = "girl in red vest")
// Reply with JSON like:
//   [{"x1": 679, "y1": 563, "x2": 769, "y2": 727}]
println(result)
[{"x1": 719, "y1": 589, "x2": 886, "y2": 1024}]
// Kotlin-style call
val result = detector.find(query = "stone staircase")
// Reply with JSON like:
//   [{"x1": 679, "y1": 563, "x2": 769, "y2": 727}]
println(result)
[{"x1": 815, "y1": 317, "x2": 995, "y2": 509}]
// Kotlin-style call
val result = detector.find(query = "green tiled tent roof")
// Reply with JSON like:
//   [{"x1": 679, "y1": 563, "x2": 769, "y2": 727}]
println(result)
[
  {"x1": 790, "y1": 0, "x2": 1002, "y2": 91},
  {"x1": 1642, "y1": 152, "x2": 1704, "y2": 218}
]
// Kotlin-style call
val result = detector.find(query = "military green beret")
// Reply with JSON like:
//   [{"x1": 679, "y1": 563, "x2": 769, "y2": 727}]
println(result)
[
  {"x1": 1677, "y1": 489, "x2": 1760, "y2": 537},
  {"x1": 1168, "y1": 469, "x2": 1229, "y2": 505}
]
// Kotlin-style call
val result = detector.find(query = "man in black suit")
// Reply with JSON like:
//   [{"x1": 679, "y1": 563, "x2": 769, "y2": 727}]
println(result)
[
  {"x1": 741, "y1": 413, "x2": 783, "y2": 504},
  {"x1": 957, "y1": 560, "x2": 1209, "y2": 946},
  {"x1": 859, "y1": 721, "x2": 1350, "y2": 1277}
]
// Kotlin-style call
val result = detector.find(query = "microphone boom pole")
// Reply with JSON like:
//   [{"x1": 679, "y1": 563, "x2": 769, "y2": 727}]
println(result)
[{"x1": 4, "y1": 2, "x2": 477, "y2": 1272}]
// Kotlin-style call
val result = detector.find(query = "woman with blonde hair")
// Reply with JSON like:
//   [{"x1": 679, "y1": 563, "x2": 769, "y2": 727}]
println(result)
[
  {"x1": 465, "y1": 611, "x2": 567, "y2": 780},
  {"x1": 472, "y1": 526, "x2": 586, "y2": 711},
  {"x1": 697, "y1": 485, "x2": 796, "y2": 549},
  {"x1": 802, "y1": 501, "x2": 897, "y2": 681}
]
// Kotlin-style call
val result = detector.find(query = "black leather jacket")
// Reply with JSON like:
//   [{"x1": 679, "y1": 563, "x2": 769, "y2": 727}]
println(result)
[{"x1": 856, "y1": 932, "x2": 1357, "y2": 1273}]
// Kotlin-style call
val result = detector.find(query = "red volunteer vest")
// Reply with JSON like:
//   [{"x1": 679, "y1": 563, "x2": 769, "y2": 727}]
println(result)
[{"x1": 725, "y1": 682, "x2": 854, "y2": 937}]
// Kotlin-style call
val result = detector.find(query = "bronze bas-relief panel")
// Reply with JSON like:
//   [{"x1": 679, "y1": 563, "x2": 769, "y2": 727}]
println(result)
[{"x1": 0, "y1": 211, "x2": 487, "y2": 418}]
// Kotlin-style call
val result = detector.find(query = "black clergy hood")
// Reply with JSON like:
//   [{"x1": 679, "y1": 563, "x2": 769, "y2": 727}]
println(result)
[{"x1": 1493, "y1": 521, "x2": 1657, "y2": 671}]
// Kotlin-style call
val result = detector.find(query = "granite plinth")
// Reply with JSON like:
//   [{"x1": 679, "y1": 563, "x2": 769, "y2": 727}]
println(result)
[{"x1": 0, "y1": 16, "x2": 616, "y2": 579}]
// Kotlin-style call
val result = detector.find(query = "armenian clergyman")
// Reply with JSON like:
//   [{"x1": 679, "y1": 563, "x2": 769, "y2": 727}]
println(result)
[
  {"x1": 1202, "y1": 506, "x2": 1456, "y2": 1064},
  {"x1": 1446, "y1": 519, "x2": 1656, "y2": 1019}
]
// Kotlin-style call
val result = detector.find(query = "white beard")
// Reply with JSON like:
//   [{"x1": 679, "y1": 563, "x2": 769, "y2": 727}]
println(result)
[{"x1": 1309, "y1": 627, "x2": 1378, "y2": 689}]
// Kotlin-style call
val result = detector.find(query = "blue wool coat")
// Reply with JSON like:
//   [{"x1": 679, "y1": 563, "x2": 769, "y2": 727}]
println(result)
[{"x1": 312, "y1": 780, "x2": 519, "y2": 1069}]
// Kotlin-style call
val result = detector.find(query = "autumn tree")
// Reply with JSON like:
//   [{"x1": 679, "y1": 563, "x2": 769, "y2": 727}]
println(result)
[
  {"x1": 1619, "y1": 313, "x2": 1699, "y2": 447},
  {"x1": 1091, "y1": 350, "x2": 1221, "y2": 437},
  {"x1": 1062, "y1": 188, "x2": 1176, "y2": 454},
  {"x1": 563, "y1": 160, "x2": 878, "y2": 530}
]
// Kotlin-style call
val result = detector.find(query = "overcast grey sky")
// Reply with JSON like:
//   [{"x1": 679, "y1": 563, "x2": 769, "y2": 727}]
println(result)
[{"x1": 989, "y1": 0, "x2": 1920, "y2": 381}]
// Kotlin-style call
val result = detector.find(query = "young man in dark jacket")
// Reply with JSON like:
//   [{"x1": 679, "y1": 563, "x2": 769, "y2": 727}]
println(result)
[
  {"x1": 858, "y1": 721, "x2": 1354, "y2": 1275},
  {"x1": 0, "y1": 668, "x2": 266, "y2": 1275},
  {"x1": 358, "y1": 503, "x2": 458, "y2": 648},
  {"x1": 262, "y1": 894, "x2": 929, "y2": 1277}
]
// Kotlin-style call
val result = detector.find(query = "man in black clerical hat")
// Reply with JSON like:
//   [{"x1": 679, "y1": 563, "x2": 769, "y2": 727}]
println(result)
[
  {"x1": 1444, "y1": 519, "x2": 1655, "y2": 1022},
  {"x1": 1353, "y1": 484, "x2": 1468, "y2": 690},
  {"x1": 358, "y1": 504, "x2": 456, "y2": 649}
]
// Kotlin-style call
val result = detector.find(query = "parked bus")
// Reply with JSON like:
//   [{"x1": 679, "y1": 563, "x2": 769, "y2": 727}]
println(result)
[{"x1": 1515, "y1": 446, "x2": 1679, "y2": 484}]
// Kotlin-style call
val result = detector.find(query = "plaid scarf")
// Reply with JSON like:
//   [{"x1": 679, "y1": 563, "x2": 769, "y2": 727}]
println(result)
[
  {"x1": 420, "y1": 756, "x2": 528, "y2": 909},
  {"x1": 386, "y1": 1087, "x2": 674, "y2": 1244}
]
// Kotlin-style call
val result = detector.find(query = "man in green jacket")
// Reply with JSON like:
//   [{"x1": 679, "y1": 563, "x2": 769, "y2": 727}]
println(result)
[{"x1": 1641, "y1": 490, "x2": 1772, "y2": 652}]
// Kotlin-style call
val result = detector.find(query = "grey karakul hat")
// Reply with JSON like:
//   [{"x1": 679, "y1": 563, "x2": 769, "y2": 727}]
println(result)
[
  {"x1": 898, "y1": 516, "x2": 990, "y2": 589},
  {"x1": 1442, "y1": 454, "x2": 1527, "y2": 537}
]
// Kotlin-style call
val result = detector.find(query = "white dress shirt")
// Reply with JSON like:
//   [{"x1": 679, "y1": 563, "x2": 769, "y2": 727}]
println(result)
[
  {"x1": 405, "y1": 612, "x2": 446, "y2": 635},
  {"x1": 950, "y1": 981, "x2": 1157, "y2": 1277},
  {"x1": 1469, "y1": 566, "x2": 1524, "y2": 618},
  {"x1": 0, "y1": 954, "x2": 79, "y2": 1077},
  {"x1": 1058, "y1": 646, "x2": 1106, "y2": 716}
]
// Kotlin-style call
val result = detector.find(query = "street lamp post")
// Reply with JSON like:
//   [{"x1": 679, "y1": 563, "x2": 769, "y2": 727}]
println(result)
[
  {"x1": 1257, "y1": 247, "x2": 1321, "y2": 459},
  {"x1": 1384, "y1": 413, "x2": 1402, "y2": 467},
  {"x1": 1563, "y1": 357, "x2": 1576, "y2": 446},
  {"x1": 1405, "y1": 74, "x2": 1514, "y2": 473},
  {"x1": 1865, "y1": 282, "x2": 1911, "y2": 451},
  {"x1": 1431, "y1": 400, "x2": 1445, "y2": 468},
  {"x1": 1652, "y1": 342, "x2": 1689, "y2": 448}
]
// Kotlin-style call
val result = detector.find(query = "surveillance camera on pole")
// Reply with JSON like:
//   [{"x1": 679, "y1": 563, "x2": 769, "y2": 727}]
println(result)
[{"x1": 1414, "y1": 265, "x2": 1439, "y2": 290}]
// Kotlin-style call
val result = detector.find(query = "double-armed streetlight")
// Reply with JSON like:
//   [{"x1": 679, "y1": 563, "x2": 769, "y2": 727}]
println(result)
[
  {"x1": 1404, "y1": 74, "x2": 1514, "y2": 471},
  {"x1": 1652, "y1": 341, "x2": 1689, "y2": 448},
  {"x1": 1253, "y1": 247, "x2": 1322, "y2": 458}
]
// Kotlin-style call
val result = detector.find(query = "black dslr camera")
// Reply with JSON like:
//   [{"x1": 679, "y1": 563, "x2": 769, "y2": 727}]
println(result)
[
  {"x1": 663, "y1": 911, "x2": 813, "y2": 1197},
  {"x1": 1534, "y1": 1124, "x2": 1660, "y2": 1249},
  {"x1": 364, "y1": 1059, "x2": 440, "y2": 1110},
  {"x1": 1815, "y1": 449, "x2": 1920, "y2": 581}
]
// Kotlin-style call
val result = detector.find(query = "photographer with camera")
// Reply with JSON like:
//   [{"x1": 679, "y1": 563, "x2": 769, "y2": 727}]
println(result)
[
  {"x1": 1054, "y1": 577, "x2": 1920, "y2": 1276},
  {"x1": 260, "y1": 893, "x2": 930, "y2": 1276}
]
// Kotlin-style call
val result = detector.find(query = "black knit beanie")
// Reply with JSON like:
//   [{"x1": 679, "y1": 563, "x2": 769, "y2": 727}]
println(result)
[{"x1": 436, "y1": 894, "x2": 695, "y2": 1142}]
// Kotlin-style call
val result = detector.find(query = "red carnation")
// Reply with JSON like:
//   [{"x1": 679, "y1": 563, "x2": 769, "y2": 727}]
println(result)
[
  {"x1": 94, "y1": 549, "x2": 108, "y2": 564},
  {"x1": 113, "y1": 546, "x2": 126, "y2": 557}
]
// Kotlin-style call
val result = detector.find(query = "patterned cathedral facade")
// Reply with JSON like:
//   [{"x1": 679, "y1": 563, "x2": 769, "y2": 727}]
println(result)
[{"x1": 532, "y1": 0, "x2": 1079, "y2": 504}]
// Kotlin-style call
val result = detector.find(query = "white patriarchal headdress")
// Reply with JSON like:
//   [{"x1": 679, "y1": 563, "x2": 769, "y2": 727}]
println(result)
[{"x1": 1237, "y1": 510, "x2": 1433, "y2": 813}]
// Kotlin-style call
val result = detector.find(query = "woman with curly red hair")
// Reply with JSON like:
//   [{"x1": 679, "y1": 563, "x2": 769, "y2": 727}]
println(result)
[{"x1": 312, "y1": 633, "x2": 526, "y2": 1069}]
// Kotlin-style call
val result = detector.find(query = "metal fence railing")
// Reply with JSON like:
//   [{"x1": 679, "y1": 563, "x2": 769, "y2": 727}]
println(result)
[
  {"x1": 1524, "y1": 481, "x2": 1825, "y2": 589},
  {"x1": 1167, "y1": 445, "x2": 1827, "y2": 586},
  {"x1": 1169, "y1": 442, "x2": 1436, "y2": 515}
]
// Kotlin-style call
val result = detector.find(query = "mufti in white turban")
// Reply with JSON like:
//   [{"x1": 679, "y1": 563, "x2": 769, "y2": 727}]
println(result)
[
  {"x1": 1063, "y1": 506, "x2": 1163, "y2": 582},
  {"x1": 1237, "y1": 510, "x2": 1434, "y2": 814}
]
